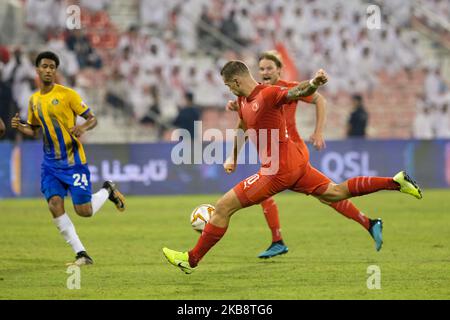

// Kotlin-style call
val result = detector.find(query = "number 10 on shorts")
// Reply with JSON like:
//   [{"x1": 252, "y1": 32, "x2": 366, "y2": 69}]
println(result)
[
  {"x1": 73, "y1": 173, "x2": 88, "y2": 187},
  {"x1": 244, "y1": 174, "x2": 260, "y2": 190}
]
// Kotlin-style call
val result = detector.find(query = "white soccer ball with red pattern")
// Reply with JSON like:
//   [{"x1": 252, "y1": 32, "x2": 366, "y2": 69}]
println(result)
[{"x1": 190, "y1": 204, "x2": 215, "y2": 233}]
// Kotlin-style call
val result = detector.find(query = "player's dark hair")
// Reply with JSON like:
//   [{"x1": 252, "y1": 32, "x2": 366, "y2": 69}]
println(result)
[
  {"x1": 35, "y1": 51, "x2": 60, "y2": 68},
  {"x1": 220, "y1": 60, "x2": 250, "y2": 81},
  {"x1": 258, "y1": 51, "x2": 283, "y2": 68}
]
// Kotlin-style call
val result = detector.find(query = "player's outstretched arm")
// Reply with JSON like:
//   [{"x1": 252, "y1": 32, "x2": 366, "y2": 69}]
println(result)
[
  {"x1": 11, "y1": 113, "x2": 40, "y2": 138},
  {"x1": 286, "y1": 69, "x2": 328, "y2": 101},
  {"x1": 224, "y1": 119, "x2": 247, "y2": 174},
  {"x1": 308, "y1": 92, "x2": 327, "y2": 151}
]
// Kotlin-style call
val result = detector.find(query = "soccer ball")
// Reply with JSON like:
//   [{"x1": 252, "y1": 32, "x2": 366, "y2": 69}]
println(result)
[{"x1": 190, "y1": 204, "x2": 215, "y2": 233}]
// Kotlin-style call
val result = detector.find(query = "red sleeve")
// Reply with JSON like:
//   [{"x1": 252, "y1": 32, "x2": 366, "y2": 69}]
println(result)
[
  {"x1": 263, "y1": 86, "x2": 289, "y2": 108},
  {"x1": 299, "y1": 94, "x2": 315, "y2": 104}
]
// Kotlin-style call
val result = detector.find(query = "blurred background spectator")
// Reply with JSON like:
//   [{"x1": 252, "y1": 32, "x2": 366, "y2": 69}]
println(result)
[
  {"x1": 0, "y1": 61, "x2": 19, "y2": 141},
  {"x1": 347, "y1": 94, "x2": 369, "y2": 138},
  {"x1": 173, "y1": 91, "x2": 201, "y2": 139}
]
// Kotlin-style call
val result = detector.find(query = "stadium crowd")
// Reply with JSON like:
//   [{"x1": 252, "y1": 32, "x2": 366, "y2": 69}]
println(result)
[{"x1": 0, "y1": 0, "x2": 449, "y2": 141}]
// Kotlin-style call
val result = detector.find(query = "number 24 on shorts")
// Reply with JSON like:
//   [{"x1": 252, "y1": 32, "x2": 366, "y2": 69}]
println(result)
[{"x1": 73, "y1": 173, "x2": 89, "y2": 187}]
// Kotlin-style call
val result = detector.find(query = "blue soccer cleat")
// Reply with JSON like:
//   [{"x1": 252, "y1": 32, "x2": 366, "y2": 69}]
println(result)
[
  {"x1": 258, "y1": 241, "x2": 289, "y2": 259},
  {"x1": 368, "y1": 219, "x2": 383, "y2": 251}
]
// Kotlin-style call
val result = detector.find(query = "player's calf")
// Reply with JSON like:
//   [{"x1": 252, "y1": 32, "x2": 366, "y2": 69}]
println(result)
[{"x1": 210, "y1": 190, "x2": 242, "y2": 228}]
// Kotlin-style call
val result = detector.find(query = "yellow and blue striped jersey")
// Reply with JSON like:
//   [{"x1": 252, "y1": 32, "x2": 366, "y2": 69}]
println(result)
[{"x1": 27, "y1": 84, "x2": 90, "y2": 167}]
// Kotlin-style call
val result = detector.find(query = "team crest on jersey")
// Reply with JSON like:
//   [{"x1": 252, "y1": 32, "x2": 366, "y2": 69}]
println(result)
[
  {"x1": 52, "y1": 99, "x2": 59, "y2": 105},
  {"x1": 252, "y1": 102, "x2": 259, "y2": 112}
]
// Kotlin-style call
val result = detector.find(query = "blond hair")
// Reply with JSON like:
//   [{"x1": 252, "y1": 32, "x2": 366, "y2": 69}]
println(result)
[{"x1": 258, "y1": 50, "x2": 283, "y2": 68}]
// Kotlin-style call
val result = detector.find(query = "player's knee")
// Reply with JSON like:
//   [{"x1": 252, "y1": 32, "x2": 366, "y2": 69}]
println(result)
[
  {"x1": 75, "y1": 206, "x2": 93, "y2": 217},
  {"x1": 334, "y1": 183, "x2": 351, "y2": 200},
  {"x1": 319, "y1": 183, "x2": 347, "y2": 202},
  {"x1": 48, "y1": 196, "x2": 64, "y2": 212}
]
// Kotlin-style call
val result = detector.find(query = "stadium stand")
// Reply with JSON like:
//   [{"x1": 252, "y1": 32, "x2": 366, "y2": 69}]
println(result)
[{"x1": 0, "y1": 0, "x2": 449, "y2": 142}]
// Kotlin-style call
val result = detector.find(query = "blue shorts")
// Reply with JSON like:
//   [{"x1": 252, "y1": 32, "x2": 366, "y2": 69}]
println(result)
[{"x1": 41, "y1": 163, "x2": 92, "y2": 205}]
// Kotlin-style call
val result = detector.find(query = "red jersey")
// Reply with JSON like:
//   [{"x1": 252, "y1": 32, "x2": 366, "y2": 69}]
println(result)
[
  {"x1": 237, "y1": 84, "x2": 308, "y2": 174},
  {"x1": 276, "y1": 79, "x2": 315, "y2": 144}
]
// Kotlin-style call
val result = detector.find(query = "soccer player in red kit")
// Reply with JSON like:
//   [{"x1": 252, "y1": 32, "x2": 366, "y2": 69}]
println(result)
[
  {"x1": 163, "y1": 61, "x2": 422, "y2": 274},
  {"x1": 226, "y1": 51, "x2": 328, "y2": 258},
  {"x1": 227, "y1": 51, "x2": 387, "y2": 260}
]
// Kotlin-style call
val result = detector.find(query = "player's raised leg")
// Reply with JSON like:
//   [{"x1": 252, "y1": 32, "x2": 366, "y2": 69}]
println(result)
[
  {"x1": 318, "y1": 171, "x2": 422, "y2": 202},
  {"x1": 163, "y1": 188, "x2": 242, "y2": 274},
  {"x1": 292, "y1": 164, "x2": 421, "y2": 251},
  {"x1": 69, "y1": 164, "x2": 125, "y2": 217},
  {"x1": 258, "y1": 197, "x2": 288, "y2": 259},
  {"x1": 73, "y1": 181, "x2": 126, "y2": 217}
]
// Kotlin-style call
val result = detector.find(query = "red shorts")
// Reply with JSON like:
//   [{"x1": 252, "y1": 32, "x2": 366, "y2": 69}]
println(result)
[{"x1": 234, "y1": 162, "x2": 331, "y2": 208}]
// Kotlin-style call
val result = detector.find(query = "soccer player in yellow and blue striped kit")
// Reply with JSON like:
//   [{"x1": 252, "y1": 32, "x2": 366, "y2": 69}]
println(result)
[{"x1": 11, "y1": 51, "x2": 126, "y2": 266}]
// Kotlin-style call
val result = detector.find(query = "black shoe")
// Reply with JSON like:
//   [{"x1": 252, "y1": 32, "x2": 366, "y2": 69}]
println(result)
[
  {"x1": 71, "y1": 251, "x2": 94, "y2": 266},
  {"x1": 102, "y1": 181, "x2": 126, "y2": 212}
]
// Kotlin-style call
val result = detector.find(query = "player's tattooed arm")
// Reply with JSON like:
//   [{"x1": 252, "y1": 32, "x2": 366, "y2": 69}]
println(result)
[
  {"x1": 286, "y1": 80, "x2": 316, "y2": 100},
  {"x1": 11, "y1": 113, "x2": 40, "y2": 138},
  {"x1": 286, "y1": 69, "x2": 328, "y2": 101},
  {"x1": 70, "y1": 111, "x2": 98, "y2": 138}
]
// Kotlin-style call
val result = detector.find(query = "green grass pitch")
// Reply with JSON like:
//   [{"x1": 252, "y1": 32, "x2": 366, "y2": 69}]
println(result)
[{"x1": 1, "y1": 190, "x2": 449, "y2": 300}]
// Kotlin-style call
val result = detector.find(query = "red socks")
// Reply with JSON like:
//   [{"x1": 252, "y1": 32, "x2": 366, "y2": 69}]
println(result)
[
  {"x1": 330, "y1": 199, "x2": 370, "y2": 230},
  {"x1": 189, "y1": 223, "x2": 227, "y2": 267},
  {"x1": 347, "y1": 176, "x2": 399, "y2": 196},
  {"x1": 261, "y1": 197, "x2": 282, "y2": 243}
]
